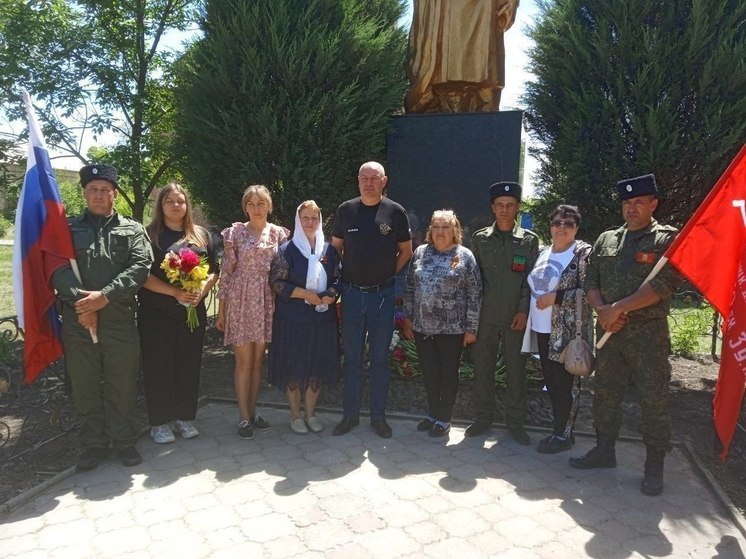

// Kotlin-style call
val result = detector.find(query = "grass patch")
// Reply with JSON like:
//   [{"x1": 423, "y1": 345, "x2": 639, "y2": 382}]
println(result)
[{"x1": 0, "y1": 245, "x2": 15, "y2": 318}]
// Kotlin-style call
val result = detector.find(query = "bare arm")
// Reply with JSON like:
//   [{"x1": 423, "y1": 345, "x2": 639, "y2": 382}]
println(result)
[{"x1": 395, "y1": 240, "x2": 413, "y2": 274}]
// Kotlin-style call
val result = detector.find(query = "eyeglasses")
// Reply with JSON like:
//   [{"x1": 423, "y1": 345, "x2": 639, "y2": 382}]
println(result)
[{"x1": 550, "y1": 220, "x2": 577, "y2": 229}]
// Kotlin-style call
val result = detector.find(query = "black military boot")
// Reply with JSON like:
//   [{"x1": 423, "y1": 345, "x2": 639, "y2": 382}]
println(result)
[
  {"x1": 640, "y1": 446, "x2": 665, "y2": 496},
  {"x1": 568, "y1": 433, "x2": 617, "y2": 469}
]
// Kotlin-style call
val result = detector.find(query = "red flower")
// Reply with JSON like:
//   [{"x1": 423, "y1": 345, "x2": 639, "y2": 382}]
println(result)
[
  {"x1": 403, "y1": 366, "x2": 413, "y2": 377},
  {"x1": 168, "y1": 255, "x2": 180, "y2": 268},
  {"x1": 178, "y1": 248, "x2": 200, "y2": 274},
  {"x1": 393, "y1": 346, "x2": 406, "y2": 362}
]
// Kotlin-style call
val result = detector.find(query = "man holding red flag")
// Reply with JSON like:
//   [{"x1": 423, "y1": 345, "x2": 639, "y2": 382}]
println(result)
[{"x1": 569, "y1": 174, "x2": 681, "y2": 496}]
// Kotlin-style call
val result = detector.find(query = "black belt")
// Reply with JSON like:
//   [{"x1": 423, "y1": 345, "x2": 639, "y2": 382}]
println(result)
[{"x1": 349, "y1": 278, "x2": 395, "y2": 293}]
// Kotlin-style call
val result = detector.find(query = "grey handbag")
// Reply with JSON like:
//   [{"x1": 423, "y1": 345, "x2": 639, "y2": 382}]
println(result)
[{"x1": 558, "y1": 289, "x2": 594, "y2": 376}]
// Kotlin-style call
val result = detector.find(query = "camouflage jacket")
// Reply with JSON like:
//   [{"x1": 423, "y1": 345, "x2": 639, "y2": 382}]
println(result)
[{"x1": 585, "y1": 219, "x2": 680, "y2": 322}]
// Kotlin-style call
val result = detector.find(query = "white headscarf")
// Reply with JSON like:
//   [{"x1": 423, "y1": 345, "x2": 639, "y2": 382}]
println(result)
[{"x1": 292, "y1": 202, "x2": 327, "y2": 303}]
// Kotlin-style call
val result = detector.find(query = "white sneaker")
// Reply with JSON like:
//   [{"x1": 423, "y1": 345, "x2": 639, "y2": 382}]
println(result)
[
  {"x1": 150, "y1": 424, "x2": 175, "y2": 444},
  {"x1": 290, "y1": 418, "x2": 308, "y2": 434},
  {"x1": 175, "y1": 419, "x2": 199, "y2": 439},
  {"x1": 305, "y1": 416, "x2": 324, "y2": 433}
]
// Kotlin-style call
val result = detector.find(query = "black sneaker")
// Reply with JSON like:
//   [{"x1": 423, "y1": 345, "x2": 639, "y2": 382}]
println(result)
[
  {"x1": 537, "y1": 435, "x2": 572, "y2": 454},
  {"x1": 238, "y1": 420, "x2": 255, "y2": 440},
  {"x1": 464, "y1": 420, "x2": 492, "y2": 438},
  {"x1": 76, "y1": 447, "x2": 108, "y2": 472},
  {"x1": 417, "y1": 418, "x2": 435, "y2": 432},
  {"x1": 250, "y1": 413, "x2": 270, "y2": 431},
  {"x1": 429, "y1": 423, "x2": 451, "y2": 438}
]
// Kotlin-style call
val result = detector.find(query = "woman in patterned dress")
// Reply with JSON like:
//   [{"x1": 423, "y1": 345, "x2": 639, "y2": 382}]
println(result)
[{"x1": 216, "y1": 185, "x2": 289, "y2": 439}]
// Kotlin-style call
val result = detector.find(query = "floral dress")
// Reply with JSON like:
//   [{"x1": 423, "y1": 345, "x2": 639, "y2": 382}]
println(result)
[{"x1": 218, "y1": 222, "x2": 289, "y2": 345}]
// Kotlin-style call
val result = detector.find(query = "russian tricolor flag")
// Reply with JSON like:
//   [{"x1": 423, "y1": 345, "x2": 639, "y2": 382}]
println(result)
[{"x1": 12, "y1": 92, "x2": 75, "y2": 383}]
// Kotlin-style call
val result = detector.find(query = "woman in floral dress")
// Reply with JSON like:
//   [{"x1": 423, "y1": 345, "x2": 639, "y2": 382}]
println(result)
[{"x1": 216, "y1": 185, "x2": 289, "y2": 439}]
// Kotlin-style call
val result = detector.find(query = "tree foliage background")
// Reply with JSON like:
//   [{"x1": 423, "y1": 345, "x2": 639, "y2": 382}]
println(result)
[
  {"x1": 174, "y1": 0, "x2": 408, "y2": 228},
  {"x1": 0, "y1": 0, "x2": 198, "y2": 222},
  {"x1": 523, "y1": 0, "x2": 746, "y2": 242}
]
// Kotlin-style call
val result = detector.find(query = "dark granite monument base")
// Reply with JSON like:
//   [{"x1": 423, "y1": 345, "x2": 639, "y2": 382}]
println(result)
[{"x1": 386, "y1": 111, "x2": 524, "y2": 244}]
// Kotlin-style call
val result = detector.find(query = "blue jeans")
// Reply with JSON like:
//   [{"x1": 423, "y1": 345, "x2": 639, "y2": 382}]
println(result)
[{"x1": 341, "y1": 282, "x2": 395, "y2": 420}]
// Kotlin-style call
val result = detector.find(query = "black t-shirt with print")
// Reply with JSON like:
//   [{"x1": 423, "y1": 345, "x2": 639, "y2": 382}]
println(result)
[{"x1": 332, "y1": 197, "x2": 411, "y2": 286}]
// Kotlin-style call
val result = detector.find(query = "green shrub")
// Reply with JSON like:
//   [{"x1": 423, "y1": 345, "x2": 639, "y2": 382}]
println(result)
[{"x1": 671, "y1": 308, "x2": 713, "y2": 358}]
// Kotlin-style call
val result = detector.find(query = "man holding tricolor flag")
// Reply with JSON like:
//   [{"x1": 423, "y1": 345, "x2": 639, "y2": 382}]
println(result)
[
  {"x1": 569, "y1": 174, "x2": 681, "y2": 497},
  {"x1": 12, "y1": 91, "x2": 76, "y2": 384},
  {"x1": 51, "y1": 163, "x2": 152, "y2": 472}
]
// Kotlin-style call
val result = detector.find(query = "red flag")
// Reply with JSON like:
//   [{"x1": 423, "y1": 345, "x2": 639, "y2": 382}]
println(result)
[
  {"x1": 11, "y1": 93, "x2": 75, "y2": 383},
  {"x1": 716, "y1": 258, "x2": 746, "y2": 460},
  {"x1": 665, "y1": 144, "x2": 746, "y2": 460}
]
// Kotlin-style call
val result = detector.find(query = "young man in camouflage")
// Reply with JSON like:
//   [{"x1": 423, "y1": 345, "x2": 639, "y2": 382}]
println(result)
[
  {"x1": 569, "y1": 174, "x2": 680, "y2": 496},
  {"x1": 52, "y1": 164, "x2": 153, "y2": 472}
]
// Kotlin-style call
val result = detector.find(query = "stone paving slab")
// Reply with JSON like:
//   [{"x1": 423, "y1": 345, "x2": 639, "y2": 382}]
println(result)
[{"x1": 1, "y1": 403, "x2": 745, "y2": 558}]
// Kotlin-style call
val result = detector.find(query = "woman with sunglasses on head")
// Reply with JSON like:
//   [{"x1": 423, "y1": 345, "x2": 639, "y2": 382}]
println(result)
[{"x1": 522, "y1": 205, "x2": 593, "y2": 454}]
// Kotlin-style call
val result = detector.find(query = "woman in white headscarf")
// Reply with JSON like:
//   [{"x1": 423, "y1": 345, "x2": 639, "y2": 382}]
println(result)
[{"x1": 268, "y1": 200, "x2": 341, "y2": 434}]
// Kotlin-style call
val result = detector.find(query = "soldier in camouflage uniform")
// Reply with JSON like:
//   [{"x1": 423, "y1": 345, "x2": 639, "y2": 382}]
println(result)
[
  {"x1": 52, "y1": 164, "x2": 153, "y2": 472},
  {"x1": 569, "y1": 174, "x2": 680, "y2": 496},
  {"x1": 465, "y1": 182, "x2": 540, "y2": 444}
]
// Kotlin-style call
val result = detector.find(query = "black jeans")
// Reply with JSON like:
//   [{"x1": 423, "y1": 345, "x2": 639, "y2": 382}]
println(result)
[
  {"x1": 414, "y1": 332, "x2": 463, "y2": 423},
  {"x1": 536, "y1": 332, "x2": 580, "y2": 438}
]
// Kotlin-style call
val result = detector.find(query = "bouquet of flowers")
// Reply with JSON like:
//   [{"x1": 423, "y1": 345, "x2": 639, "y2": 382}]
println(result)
[{"x1": 160, "y1": 248, "x2": 210, "y2": 331}]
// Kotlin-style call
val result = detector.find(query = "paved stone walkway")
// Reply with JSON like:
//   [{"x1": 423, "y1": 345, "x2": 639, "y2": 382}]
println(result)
[{"x1": 1, "y1": 403, "x2": 745, "y2": 558}]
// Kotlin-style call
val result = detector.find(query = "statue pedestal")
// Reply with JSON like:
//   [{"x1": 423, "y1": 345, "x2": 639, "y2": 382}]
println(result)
[{"x1": 386, "y1": 111, "x2": 524, "y2": 244}]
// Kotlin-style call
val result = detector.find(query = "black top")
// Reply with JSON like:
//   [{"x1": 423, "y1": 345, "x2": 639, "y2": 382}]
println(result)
[
  {"x1": 331, "y1": 197, "x2": 411, "y2": 286},
  {"x1": 269, "y1": 241, "x2": 341, "y2": 323},
  {"x1": 138, "y1": 227, "x2": 219, "y2": 315}
]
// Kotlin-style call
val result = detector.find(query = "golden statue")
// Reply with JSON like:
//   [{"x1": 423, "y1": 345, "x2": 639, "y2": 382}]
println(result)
[{"x1": 405, "y1": 0, "x2": 519, "y2": 113}]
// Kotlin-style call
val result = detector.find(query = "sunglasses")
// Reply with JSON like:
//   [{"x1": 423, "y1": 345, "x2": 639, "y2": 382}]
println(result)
[{"x1": 550, "y1": 220, "x2": 577, "y2": 228}]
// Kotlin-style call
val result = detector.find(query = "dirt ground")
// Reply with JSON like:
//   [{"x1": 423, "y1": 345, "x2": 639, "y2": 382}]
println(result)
[{"x1": 1, "y1": 331, "x2": 744, "y2": 518}]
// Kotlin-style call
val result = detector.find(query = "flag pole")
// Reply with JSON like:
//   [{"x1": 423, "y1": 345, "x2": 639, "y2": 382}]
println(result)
[
  {"x1": 595, "y1": 256, "x2": 669, "y2": 349},
  {"x1": 21, "y1": 91, "x2": 97, "y2": 344}
]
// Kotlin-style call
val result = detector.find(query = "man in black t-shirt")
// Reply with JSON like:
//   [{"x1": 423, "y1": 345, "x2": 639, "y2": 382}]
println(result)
[{"x1": 331, "y1": 161, "x2": 412, "y2": 438}]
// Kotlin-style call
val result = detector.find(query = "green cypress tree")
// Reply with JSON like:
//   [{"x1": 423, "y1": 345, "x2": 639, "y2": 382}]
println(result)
[
  {"x1": 523, "y1": 0, "x2": 746, "y2": 241},
  {"x1": 174, "y1": 0, "x2": 407, "y2": 227}
]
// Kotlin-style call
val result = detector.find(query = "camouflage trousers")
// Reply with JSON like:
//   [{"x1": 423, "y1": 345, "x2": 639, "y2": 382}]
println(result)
[{"x1": 593, "y1": 318, "x2": 673, "y2": 452}]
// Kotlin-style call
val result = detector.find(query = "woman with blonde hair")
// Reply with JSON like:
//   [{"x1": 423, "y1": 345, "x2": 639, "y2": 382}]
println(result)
[
  {"x1": 139, "y1": 183, "x2": 219, "y2": 443},
  {"x1": 402, "y1": 209, "x2": 482, "y2": 437},
  {"x1": 217, "y1": 185, "x2": 289, "y2": 439}
]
